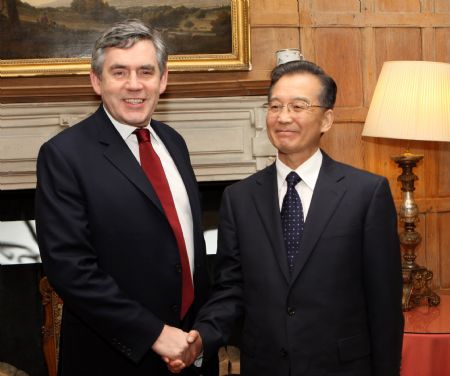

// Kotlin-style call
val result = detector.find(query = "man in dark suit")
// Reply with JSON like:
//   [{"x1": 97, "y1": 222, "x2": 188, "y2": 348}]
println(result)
[
  {"x1": 172, "y1": 60, "x2": 403, "y2": 375},
  {"x1": 35, "y1": 20, "x2": 215, "y2": 375}
]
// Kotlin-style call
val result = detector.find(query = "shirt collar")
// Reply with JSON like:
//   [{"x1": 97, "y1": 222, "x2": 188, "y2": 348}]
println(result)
[
  {"x1": 103, "y1": 105, "x2": 159, "y2": 143},
  {"x1": 276, "y1": 149, "x2": 323, "y2": 190}
]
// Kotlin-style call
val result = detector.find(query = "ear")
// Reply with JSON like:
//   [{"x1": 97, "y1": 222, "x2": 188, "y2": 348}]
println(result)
[
  {"x1": 90, "y1": 70, "x2": 102, "y2": 96},
  {"x1": 159, "y1": 66, "x2": 168, "y2": 95},
  {"x1": 320, "y1": 109, "x2": 334, "y2": 134}
]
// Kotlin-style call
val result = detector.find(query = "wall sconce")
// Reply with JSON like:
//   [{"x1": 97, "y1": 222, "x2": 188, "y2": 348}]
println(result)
[{"x1": 362, "y1": 60, "x2": 450, "y2": 311}]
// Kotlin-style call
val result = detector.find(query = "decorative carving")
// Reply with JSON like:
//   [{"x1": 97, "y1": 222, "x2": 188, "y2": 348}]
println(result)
[
  {"x1": 0, "y1": 97, "x2": 270, "y2": 189},
  {"x1": 0, "y1": 362, "x2": 29, "y2": 376},
  {"x1": 39, "y1": 277, "x2": 63, "y2": 376}
]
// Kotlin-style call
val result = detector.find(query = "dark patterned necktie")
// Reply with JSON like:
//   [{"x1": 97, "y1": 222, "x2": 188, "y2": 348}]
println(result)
[
  {"x1": 134, "y1": 128, "x2": 194, "y2": 319},
  {"x1": 281, "y1": 171, "x2": 304, "y2": 272}
]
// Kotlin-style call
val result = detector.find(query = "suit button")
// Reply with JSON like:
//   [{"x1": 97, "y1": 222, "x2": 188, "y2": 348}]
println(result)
[
  {"x1": 171, "y1": 304, "x2": 179, "y2": 312},
  {"x1": 175, "y1": 263, "x2": 182, "y2": 273},
  {"x1": 280, "y1": 348, "x2": 288, "y2": 358},
  {"x1": 287, "y1": 307, "x2": 295, "y2": 316}
]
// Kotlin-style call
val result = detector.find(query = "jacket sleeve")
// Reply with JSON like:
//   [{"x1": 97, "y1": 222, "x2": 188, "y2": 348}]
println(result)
[
  {"x1": 194, "y1": 186, "x2": 245, "y2": 361},
  {"x1": 362, "y1": 177, "x2": 404, "y2": 375}
]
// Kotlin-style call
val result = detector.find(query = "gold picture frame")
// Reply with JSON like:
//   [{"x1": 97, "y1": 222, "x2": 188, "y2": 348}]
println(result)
[{"x1": 0, "y1": 0, "x2": 250, "y2": 78}]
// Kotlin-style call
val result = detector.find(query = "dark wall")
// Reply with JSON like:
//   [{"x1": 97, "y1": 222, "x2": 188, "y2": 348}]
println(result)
[
  {"x1": 0, "y1": 189, "x2": 35, "y2": 221},
  {"x1": 0, "y1": 263, "x2": 47, "y2": 376}
]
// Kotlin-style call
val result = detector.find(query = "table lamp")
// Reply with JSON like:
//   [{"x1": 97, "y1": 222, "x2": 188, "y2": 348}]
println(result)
[{"x1": 362, "y1": 60, "x2": 450, "y2": 311}]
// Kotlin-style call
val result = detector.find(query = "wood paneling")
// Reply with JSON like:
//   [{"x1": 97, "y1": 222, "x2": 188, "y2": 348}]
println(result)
[
  {"x1": 436, "y1": 0, "x2": 450, "y2": 12},
  {"x1": 374, "y1": 28, "x2": 422, "y2": 75},
  {"x1": 362, "y1": 138, "x2": 405, "y2": 199},
  {"x1": 251, "y1": 0, "x2": 299, "y2": 25},
  {"x1": 439, "y1": 212, "x2": 450, "y2": 288},
  {"x1": 312, "y1": 0, "x2": 361, "y2": 12},
  {"x1": 251, "y1": 27, "x2": 300, "y2": 70},
  {"x1": 321, "y1": 123, "x2": 365, "y2": 169},
  {"x1": 437, "y1": 143, "x2": 450, "y2": 196},
  {"x1": 436, "y1": 28, "x2": 450, "y2": 62},
  {"x1": 314, "y1": 28, "x2": 364, "y2": 107},
  {"x1": 412, "y1": 213, "x2": 427, "y2": 267},
  {"x1": 375, "y1": 0, "x2": 421, "y2": 12}
]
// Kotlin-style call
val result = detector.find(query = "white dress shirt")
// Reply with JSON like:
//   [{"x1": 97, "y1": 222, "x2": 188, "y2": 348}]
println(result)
[
  {"x1": 104, "y1": 108, "x2": 195, "y2": 277},
  {"x1": 276, "y1": 148, "x2": 323, "y2": 219}
]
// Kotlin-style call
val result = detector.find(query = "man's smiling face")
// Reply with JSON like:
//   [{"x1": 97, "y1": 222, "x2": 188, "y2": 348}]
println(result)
[
  {"x1": 90, "y1": 39, "x2": 168, "y2": 128},
  {"x1": 266, "y1": 72, "x2": 333, "y2": 168}
]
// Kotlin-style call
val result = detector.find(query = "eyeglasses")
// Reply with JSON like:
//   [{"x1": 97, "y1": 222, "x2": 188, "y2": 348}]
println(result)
[{"x1": 263, "y1": 100, "x2": 328, "y2": 114}]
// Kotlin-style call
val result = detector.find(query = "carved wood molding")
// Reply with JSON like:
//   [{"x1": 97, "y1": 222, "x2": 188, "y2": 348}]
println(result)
[
  {"x1": 39, "y1": 277, "x2": 62, "y2": 376},
  {"x1": 1, "y1": 79, "x2": 270, "y2": 104}
]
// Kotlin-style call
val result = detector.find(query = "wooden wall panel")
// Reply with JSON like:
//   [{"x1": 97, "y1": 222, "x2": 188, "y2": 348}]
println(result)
[
  {"x1": 374, "y1": 28, "x2": 422, "y2": 75},
  {"x1": 412, "y1": 213, "x2": 427, "y2": 268},
  {"x1": 375, "y1": 0, "x2": 421, "y2": 12},
  {"x1": 437, "y1": 143, "x2": 450, "y2": 196},
  {"x1": 314, "y1": 28, "x2": 364, "y2": 107},
  {"x1": 439, "y1": 212, "x2": 450, "y2": 289},
  {"x1": 436, "y1": 0, "x2": 450, "y2": 12},
  {"x1": 312, "y1": 0, "x2": 361, "y2": 12},
  {"x1": 421, "y1": 142, "x2": 441, "y2": 197},
  {"x1": 425, "y1": 212, "x2": 441, "y2": 290},
  {"x1": 413, "y1": 141, "x2": 436, "y2": 199},
  {"x1": 321, "y1": 123, "x2": 365, "y2": 170},
  {"x1": 250, "y1": 0, "x2": 299, "y2": 25},
  {"x1": 362, "y1": 138, "x2": 408, "y2": 201},
  {"x1": 251, "y1": 28, "x2": 300, "y2": 71},
  {"x1": 435, "y1": 28, "x2": 450, "y2": 62}
]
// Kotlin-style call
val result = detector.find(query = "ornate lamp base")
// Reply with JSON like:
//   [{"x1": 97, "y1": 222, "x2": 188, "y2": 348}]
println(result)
[
  {"x1": 392, "y1": 152, "x2": 440, "y2": 311},
  {"x1": 402, "y1": 266, "x2": 440, "y2": 311}
]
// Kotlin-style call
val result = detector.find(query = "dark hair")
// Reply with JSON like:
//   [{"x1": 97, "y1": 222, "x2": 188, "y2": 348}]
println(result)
[
  {"x1": 91, "y1": 19, "x2": 168, "y2": 78},
  {"x1": 269, "y1": 60, "x2": 337, "y2": 109}
]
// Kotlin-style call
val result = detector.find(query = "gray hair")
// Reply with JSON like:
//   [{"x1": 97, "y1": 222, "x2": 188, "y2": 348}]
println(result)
[{"x1": 91, "y1": 19, "x2": 168, "y2": 77}]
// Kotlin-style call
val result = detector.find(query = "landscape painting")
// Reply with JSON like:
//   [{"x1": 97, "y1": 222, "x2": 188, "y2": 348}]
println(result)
[{"x1": 0, "y1": 0, "x2": 250, "y2": 76}]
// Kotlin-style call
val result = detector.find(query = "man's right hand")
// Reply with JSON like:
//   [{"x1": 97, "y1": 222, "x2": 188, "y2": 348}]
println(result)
[
  {"x1": 166, "y1": 330, "x2": 203, "y2": 374},
  {"x1": 151, "y1": 324, "x2": 192, "y2": 362}
]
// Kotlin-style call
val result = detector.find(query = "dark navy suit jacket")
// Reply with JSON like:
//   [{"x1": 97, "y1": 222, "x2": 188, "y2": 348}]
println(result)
[{"x1": 195, "y1": 152, "x2": 403, "y2": 376}]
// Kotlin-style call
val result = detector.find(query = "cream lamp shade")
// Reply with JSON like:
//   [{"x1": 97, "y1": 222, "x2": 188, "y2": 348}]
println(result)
[{"x1": 362, "y1": 61, "x2": 450, "y2": 142}]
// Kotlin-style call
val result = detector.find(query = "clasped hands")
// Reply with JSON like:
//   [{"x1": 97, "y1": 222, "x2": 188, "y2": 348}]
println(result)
[{"x1": 152, "y1": 325, "x2": 203, "y2": 373}]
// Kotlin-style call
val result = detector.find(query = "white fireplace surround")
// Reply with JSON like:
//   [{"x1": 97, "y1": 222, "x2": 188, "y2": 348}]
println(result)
[{"x1": 0, "y1": 96, "x2": 277, "y2": 190}]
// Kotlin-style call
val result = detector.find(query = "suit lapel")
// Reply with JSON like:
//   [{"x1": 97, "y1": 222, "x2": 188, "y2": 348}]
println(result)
[
  {"x1": 252, "y1": 164, "x2": 290, "y2": 283},
  {"x1": 95, "y1": 108, "x2": 164, "y2": 214},
  {"x1": 290, "y1": 153, "x2": 347, "y2": 283}
]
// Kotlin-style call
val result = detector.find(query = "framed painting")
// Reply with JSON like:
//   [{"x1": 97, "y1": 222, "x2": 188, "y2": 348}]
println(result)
[{"x1": 0, "y1": 0, "x2": 250, "y2": 77}]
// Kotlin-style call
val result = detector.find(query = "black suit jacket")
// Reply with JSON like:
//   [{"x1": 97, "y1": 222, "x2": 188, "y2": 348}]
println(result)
[
  {"x1": 195, "y1": 152, "x2": 403, "y2": 376},
  {"x1": 36, "y1": 106, "x2": 216, "y2": 375}
]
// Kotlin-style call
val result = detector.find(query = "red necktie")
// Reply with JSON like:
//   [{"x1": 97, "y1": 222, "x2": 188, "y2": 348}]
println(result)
[{"x1": 134, "y1": 128, "x2": 194, "y2": 319}]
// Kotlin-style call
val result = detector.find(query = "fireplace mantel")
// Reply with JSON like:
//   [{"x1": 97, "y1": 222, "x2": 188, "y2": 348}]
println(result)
[{"x1": 0, "y1": 97, "x2": 276, "y2": 190}]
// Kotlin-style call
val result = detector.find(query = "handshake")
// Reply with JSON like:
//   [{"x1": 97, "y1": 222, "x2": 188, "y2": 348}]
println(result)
[{"x1": 152, "y1": 324, "x2": 203, "y2": 373}]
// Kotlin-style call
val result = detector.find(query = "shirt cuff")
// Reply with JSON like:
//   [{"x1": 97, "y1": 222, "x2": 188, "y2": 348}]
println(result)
[{"x1": 193, "y1": 351, "x2": 204, "y2": 367}]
